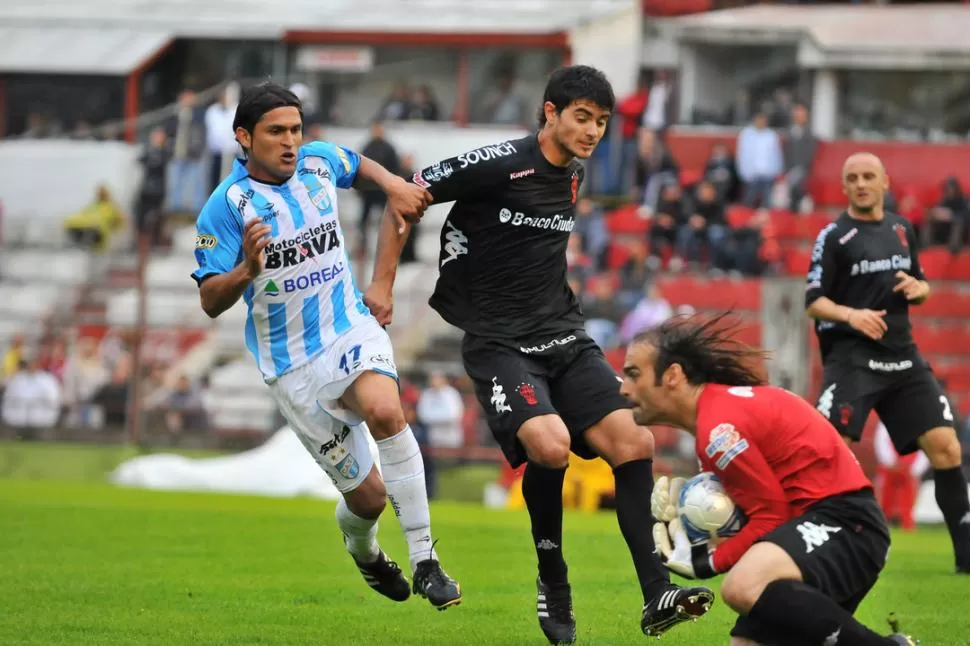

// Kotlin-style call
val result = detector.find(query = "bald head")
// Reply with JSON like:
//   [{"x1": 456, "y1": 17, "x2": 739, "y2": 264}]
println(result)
[
  {"x1": 842, "y1": 152, "x2": 888, "y2": 216},
  {"x1": 842, "y1": 152, "x2": 885, "y2": 177}
]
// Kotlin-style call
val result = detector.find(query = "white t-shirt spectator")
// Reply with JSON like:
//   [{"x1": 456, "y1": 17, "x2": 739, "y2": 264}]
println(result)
[{"x1": 2, "y1": 368, "x2": 62, "y2": 428}]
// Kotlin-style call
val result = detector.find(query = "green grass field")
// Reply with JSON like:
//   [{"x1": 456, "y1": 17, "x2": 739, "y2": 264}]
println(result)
[{"x1": 1, "y1": 441, "x2": 968, "y2": 645}]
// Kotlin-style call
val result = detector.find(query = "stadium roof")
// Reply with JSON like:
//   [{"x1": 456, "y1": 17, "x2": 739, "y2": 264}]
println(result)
[
  {"x1": 0, "y1": 26, "x2": 171, "y2": 75},
  {"x1": 668, "y1": 4, "x2": 970, "y2": 69},
  {"x1": 0, "y1": 0, "x2": 632, "y2": 40}
]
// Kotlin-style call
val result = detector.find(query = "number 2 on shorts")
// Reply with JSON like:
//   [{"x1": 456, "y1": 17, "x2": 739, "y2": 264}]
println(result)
[
  {"x1": 339, "y1": 344, "x2": 363, "y2": 375},
  {"x1": 940, "y1": 395, "x2": 954, "y2": 422}
]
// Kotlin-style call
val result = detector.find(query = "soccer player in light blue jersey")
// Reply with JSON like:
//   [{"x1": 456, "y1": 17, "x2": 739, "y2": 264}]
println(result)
[{"x1": 190, "y1": 82, "x2": 460, "y2": 609}]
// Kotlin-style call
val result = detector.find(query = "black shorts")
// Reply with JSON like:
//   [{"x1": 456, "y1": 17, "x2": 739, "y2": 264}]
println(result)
[
  {"x1": 816, "y1": 360, "x2": 953, "y2": 455},
  {"x1": 461, "y1": 330, "x2": 630, "y2": 467},
  {"x1": 732, "y1": 489, "x2": 890, "y2": 643}
]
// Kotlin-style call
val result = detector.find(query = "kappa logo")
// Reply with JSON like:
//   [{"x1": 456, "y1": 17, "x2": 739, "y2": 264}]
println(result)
[
  {"x1": 440, "y1": 221, "x2": 468, "y2": 268},
  {"x1": 490, "y1": 377, "x2": 512, "y2": 414},
  {"x1": 817, "y1": 383, "x2": 836, "y2": 419},
  {"x1": 838, "y1": 227, "x2": 858, "y2": 245},
  {"x1": 510, "y1": 168, "x2": 535, "y2": 180},
  {"x1": 797, "y1": 521, "x2": 841, "y2": 554}
]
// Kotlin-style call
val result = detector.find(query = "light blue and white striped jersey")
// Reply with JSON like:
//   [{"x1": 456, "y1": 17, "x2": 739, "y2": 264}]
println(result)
[{"x1": 191, "y1": 141, "x2": 372, "y2": 381}]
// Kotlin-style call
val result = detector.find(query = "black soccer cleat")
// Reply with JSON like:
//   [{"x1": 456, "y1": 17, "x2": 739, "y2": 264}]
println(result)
[
  {"x1": 641, "y1": 584, "x2": 715, "y2": 637},
  {"x1": 887, "y1": 614, "x2": 920, "y2": 645},
  {"x1": 352, "y1": 550, "x2": 411, "y2": 602},
  {"x1": 413, "y1": 559, "x2": 462, "y2": 610},
  {"x1": 536, "y1": 578, "x2": 576, "y2": 645}
]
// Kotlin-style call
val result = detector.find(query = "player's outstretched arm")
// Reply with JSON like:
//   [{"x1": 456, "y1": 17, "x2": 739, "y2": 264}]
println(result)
[
  {"x1": 365, "y1": 205, "x2": 412, "y2": 326},
  {"x1": 356, "y1": 155, "x2": 431, "y2": 224}
]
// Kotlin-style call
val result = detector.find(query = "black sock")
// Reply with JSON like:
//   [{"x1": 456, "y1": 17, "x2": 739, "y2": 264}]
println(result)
[
  {"x1": 934, "y1": 466, "x2": 970, "y2": 567},
  {"x1": 522, "y1": 463, "x2": 568, "y2": 586},
  {"x1": 749, "y1": 580, "x2": 893, "y2": 645},
  {"x1": 612, "y1": 459, "x2": 670, "y2": 604}
]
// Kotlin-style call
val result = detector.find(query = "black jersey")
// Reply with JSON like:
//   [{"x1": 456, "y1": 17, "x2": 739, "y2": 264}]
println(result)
[
  {"x1": 410, "y1": 134, "x2": 584, "y2": 339},
  {"x1": 805, "y1": 211, "x2": 925, "y2": 365}
]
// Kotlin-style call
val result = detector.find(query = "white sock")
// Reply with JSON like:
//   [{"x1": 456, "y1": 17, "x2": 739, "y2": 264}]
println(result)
[
  {"x1": 335, "y1": 497, "x2": 380, "y2": 563},
  {"x1": 377, "y1": 425, "x2": 437, "y2": 571}
]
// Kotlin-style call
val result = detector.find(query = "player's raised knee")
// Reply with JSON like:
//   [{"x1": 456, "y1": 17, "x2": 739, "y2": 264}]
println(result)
[
  {"x1": 361, "y1": 400, "x2": 406, "y2": 440},
  {"x1": 525, "y1": 435, "x2": 570, "y2": 468},
  {"x1": 719, "y1": 571, "x2": 764, "y2": 615},
  {"x1": 920, "y1": 426, "x2": 962, "y2": 467},
  {"x1": 345, "y1": 472, "x2": 387, "y2": 519}
]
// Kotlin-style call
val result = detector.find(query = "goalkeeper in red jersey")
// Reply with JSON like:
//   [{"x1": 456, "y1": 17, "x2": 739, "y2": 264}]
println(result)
[{"x1": 619, "y1": 314, "x2": 918, "y2": 646}]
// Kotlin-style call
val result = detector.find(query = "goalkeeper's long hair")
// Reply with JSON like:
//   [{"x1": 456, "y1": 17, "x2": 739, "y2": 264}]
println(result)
[{"x1": 632, "y1": 312, "x2": 769, "y2": 387}]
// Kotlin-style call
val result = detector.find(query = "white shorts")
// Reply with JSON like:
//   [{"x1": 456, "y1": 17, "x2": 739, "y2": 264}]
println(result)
[{"x1": 267, "y1": 319, "x2": 398, "y2": 493}]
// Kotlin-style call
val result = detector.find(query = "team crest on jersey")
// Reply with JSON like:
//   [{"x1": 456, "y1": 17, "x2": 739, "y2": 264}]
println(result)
[
  {"x1": 570, "y1": 173, "x2": 578, "y2": 204},
  {"x1": 839, "y1": 403, "x2": 854, "y2": 427},
  {"x1": 893, "y1": 223, "x2": 909, "y2": 248},
  {"x1": 517, "y1": 383, "x2": 538, "y2": 406},
  {"x1": 705, "y1": 423, "x2": 749, "y2": 470}
]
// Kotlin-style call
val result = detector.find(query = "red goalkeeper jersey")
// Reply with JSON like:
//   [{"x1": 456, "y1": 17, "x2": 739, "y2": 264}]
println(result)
[{"x1": 694, "y1": 384, "x2": 873, "y2": 573}]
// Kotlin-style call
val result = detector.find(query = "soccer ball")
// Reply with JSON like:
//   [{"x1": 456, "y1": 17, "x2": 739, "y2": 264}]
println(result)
[{"x1": 677, "y1": 472, "x2": 746, "y2": 543}]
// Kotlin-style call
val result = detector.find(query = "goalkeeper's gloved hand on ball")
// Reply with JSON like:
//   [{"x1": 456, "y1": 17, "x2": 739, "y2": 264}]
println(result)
[{"x1": 651, "y1": 476, "x2": 717, "y2": 580}]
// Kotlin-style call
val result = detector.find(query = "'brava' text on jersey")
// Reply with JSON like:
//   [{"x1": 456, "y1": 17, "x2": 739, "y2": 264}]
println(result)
[{"x1": 264, "y1": 220, "x2": 340, "y2": 269}]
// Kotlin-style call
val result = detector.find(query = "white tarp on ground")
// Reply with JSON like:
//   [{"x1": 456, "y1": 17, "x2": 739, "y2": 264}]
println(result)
[{"x1": 109, "y1": 426, "x2": 379, "y2": 499}]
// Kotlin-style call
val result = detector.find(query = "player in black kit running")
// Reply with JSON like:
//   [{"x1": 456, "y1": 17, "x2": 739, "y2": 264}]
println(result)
[
  {"x1": 806, "y1": 152, "x2": 970, "y2": 573},
  {"x1": 365, "y1": 65, "x2": 714, "y2": 644}
]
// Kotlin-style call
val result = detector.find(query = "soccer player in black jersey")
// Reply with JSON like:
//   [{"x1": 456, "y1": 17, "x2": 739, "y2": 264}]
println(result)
[
  {"x1": 365, "y1": 65, "x2": 714, "y2": 643},
  {"x1": 806, "y1": 152, "x2": 970, "y2": 574}
]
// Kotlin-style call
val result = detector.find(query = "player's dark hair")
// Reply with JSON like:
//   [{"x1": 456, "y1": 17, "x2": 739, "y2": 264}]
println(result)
[
  {"x1": 537, "y1": 65, "x2": 615, "y2": 127},
  {"x1": 633, "y1": 312, "x2": 768, "y2": 387},
  {"x1": 232, "y1": 82, "x2": 303, "y2": 142}
]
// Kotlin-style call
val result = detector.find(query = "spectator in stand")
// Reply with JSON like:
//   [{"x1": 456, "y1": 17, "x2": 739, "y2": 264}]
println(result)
[
  {"x1": 783, "y1": 103, "x2": 817, "y2": 213},
  {"x1": 62, "y1": 337, "x2": 109, "y2": 428},
  {"x1": 922, "y1": 176, "x2": 968, "y2": 251},
  {"x1": 616, "y1": 71, "x2": 651, "y2": 194},
  {"x1": 736, "y1": 112, "x2": 783, "y2": 208},
  {"x1": 408, "y1": 85, "x2": 441, "y2": 121},
  {"x1": 376, "y1": 81, "x2": 412, "y2": 121},
  {"x1": 730, "y1": 208, "x2": 780, "y2": 276},
  {"x1": 642, "y1": 70, "x2": 672, "y2": 134},
  {"x1": 574, "y1": 197, "x2": 609, "y2": 271},
  {"x1": 63, "y1": 185, "x2": 128, "y2": 253},
  {"x1": 703, "y1": 142, "x2": 739, "y2": 204},
  {"x1": 3, "y1": 334, "x2": 25, "y2": 383},
  {"x1": 636, "y1": 128, "x2": 679, "y2": 213},
  {"x1": 204, "y1": 88, "x2": 238, "y2": 191},
  {"x1": 166, "y1": 89, "x2": 208, "y2": 214},
  {"x1": 91, "y1": 351, "x2": 132, "y2": 427},
  {"x1": 646, "y1": 182, "x2": 683, "y2": 267},
  {"x1": 417, "y1": 371, "x2": 465, "y2": 450},
  {"x1": 618, "y1": 281, "x2": 672, "y2": 344},
  {"x1": 677, "y1": 180, "x2": 730, "y2": 272},
  {"x1": 131, "y1": 127, "x2": 169, "y2": 248},
  {"x1": 619, "y1": 241, "x2": 654, "y2": 308},
  {"x1": 477, "y1": 68, "x2": 530, "y2": 127},
  {"x1": 583, "y1": 277, "x2": 627, "y2": 348},
  {"x1": 163, "y1": 374, "x2": 208, "y2": 441},
  {"x1": 1, "y1": 356, "x2": 62, "y2": 440},
  {"x1": 769, "y1": 88, "x2": 794, "y2": 130},
  {"x1": 355, "y1": 121, "x2": 400, "y2": 260},
  {"x1": 39, "y1": 337, "x2": 68, "y2": 384}
]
